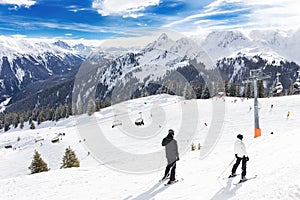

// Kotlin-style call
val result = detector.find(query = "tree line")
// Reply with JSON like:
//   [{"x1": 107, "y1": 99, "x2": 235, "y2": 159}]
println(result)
[{"x1": 0, "y1": 78, "x2": 298, "y2": 132}]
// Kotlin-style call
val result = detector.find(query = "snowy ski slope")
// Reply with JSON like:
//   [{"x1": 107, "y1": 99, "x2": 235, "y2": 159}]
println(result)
[{"x1": 0, "y1": 94, "x2": 300, "y2": 200}]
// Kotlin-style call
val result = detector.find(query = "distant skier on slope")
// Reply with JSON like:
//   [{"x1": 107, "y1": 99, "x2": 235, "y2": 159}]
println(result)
[
  {"x1": 161, "y1": 129, "x2": 179, "y2": 184},
  {"x1": 229, "y1": 134, "x2": 249, "y2": 182}
]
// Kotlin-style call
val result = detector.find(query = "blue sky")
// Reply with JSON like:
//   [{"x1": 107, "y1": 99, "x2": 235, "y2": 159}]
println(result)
[{"x1": 0, "y1": 0, "x2": 299, "y2": 40}]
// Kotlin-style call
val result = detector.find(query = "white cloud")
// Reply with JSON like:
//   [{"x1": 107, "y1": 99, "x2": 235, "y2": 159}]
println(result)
[
  {"x1": 0, "y1": 0, "x2": 36, "y2": 8},
  {"x1": 27, "y1": 21, "x2": 128, "y2": 36},
  {"x1": 92, "y1": 0, "x2": 159, "y2": 17},
  {"x1": 204, "y1": 0, "x2": 300, "y2": 29},
  {"x1": 11, "y1": 34, "x2": 27, "y2": 38},
  {"x1": 163, "y1": 8, "x2": 249, "y2": 28},
  {"x1": 66, "y1": 5, "x2": 90, "y2": 13},
  {"x1": 123, "y1": 13, "x2": 144, "y2": 19},
  {"x1": 243, "y1": 0, "x2": 300, "y2": 29},
  {"x1": 163, "y1": 0, "x2": 300, "y2": 32}
]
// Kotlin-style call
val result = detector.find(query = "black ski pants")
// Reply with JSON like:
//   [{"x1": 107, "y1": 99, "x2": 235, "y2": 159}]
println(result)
[
  {"x1": 164, "y1": 161, "x2": 176, "y2": 181},
  {"x1": 231, "y1": 156, "x2": 247, "y2": 177}
]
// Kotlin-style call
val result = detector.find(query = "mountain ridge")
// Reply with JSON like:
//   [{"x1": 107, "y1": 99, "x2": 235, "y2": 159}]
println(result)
[{"x1": 1, "y1": 28, "x2": 300, "y2": 112}]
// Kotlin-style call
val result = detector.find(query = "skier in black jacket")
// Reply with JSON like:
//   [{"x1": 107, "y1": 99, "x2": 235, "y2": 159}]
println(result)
[{"x1": 161, "y1": 129, "x2": 179, "y2": 184}]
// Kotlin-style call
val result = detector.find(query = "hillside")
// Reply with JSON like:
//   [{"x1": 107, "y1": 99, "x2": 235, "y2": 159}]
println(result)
[{"x1": 0, "y1": 94, "x2": 300, "y2": 199}]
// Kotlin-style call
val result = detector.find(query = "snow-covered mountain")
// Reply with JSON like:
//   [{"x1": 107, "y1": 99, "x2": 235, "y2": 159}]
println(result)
[
  {"x1": 0, "y1": 37, "x2": 95, "y2": 103},
  {"x1": 72, "y1": 33, "x2": 219, "y2": 109},
  {"x1": 2, "y1": 28, "x2": 300, "y2": 112},
  {"x1": 201, "y1": 29, "x2": 300, "y2": 65},
  {"x1": 199, "y1": 29, "x2": 300, "y2": 91},
  {"x1": 1, "y1": 94, "x2": 300, "y2": 199},
  {"x1": 73, "y1": 30, "x2": 300, "y2": 109}
]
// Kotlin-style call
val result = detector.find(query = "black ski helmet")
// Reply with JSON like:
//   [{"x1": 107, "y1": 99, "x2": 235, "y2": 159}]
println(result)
[
  {"x1": 168, "y1": 129, "x2": 174, "y2": 137},
  {"x1": 237, "y1": 134, "x2": 243, "y2": 140}
]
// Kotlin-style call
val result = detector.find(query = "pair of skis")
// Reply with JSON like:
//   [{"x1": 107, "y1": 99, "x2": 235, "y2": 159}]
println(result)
[
  {"x1": 224, "y1": 174, "x2": 258, "y2": 185},
  {"x1": 234, "y1": 175, "x2": 258, "y2": 185},
  {"x1": 163, "y1": 178, "x2": 184, "y2": 186},
  {"x1": 160, "y1": 176, "x2": 184, "y2": 186}
]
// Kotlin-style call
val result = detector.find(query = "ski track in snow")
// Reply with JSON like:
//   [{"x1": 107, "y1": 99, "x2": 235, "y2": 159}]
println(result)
[{"x1": 0, "y1": 94, "x2": 300, "y2": 199}]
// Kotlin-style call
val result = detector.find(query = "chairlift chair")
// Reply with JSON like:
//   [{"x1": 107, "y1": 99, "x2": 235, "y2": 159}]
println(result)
[
  {"x1": 135, "y1": 118, "x2": 144, "y2": 126},
  {"x1": 293, "y1": 79, "x2": 300, "y2": 94},
  {"x1": 272, "y1": 72, "x2": 283, "y2": 95},
  {"x1": 135, "y1": 112, "x2": 144, "y2": 126},
  {"x1": 293, "y1": 72, "x2": 300, "y2": 94},
  {"x1": 112, "y1": 120, "x2": 122, "y2": 128},
  {"x1": 272, "y1": 82, "x2": 283, "y2": 94},
  {"x1": 112, "y1": 114, "x2": 122, "y2": 128}
]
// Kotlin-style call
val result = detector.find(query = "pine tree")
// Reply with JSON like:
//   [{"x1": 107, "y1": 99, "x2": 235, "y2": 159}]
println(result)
[
  {"x1": 216, "y1": 79, "x2": 224, "y2": 95},
  {"x1": 20, "y1": 117, "x2": 24, "y2": 129},
  {"x1": 224, "y1": 79, "x2": 229, "y2": 96},
  {"x1": 95, "y1": 99, "x2": 101, "y2": 112},
  {"x1": 61, "y1": 146, "x2": 80, "y2": 168},
  {"x1": 37, "y1": 110, "x2": 46, "y2": 125},
  {"x1": 104, "y1": 96, "x2": 111, "y2": 107},
  {"x1": 13, "y1": 113, "x2": 19, "y2": 128},
  {"x1": 28, "y1": 150, "x2": 49, "y2": 174},
  {"x1": 246, "y1": 83, "x2": 252, "y2": 98},
  {"x1": 60, "y1": 104, "x2": 66, "y2": 118},
  {"x1": 77, "y1": 102, "x2": 84, "y2": 115},
  {"x1": 65, "y1": 104, "x2": 72, "y2": 118},
  {"x1": 72, "y1": 104, "x2": 77, "y2": 116},
  {"x1": 202, "y1": 85, "x2": 210, "y2": 99},
  {"x1": 229, "y1": 81, "x2": 236, "y2": 97},
  {"x1": 55, "y1": 107, "x2": 61, "y2": 121},
  {"x1": 4, "y1": 122, "x2": 10, "y2": 132},
  {"x1": 287, "y1": 80, "x2": 294, "y2": 95},
  {"x1": 191, "y1": 80, "x2": 202, "y2": 99},
  {"x1": 87, "y1": 99, "x2": 96, "y2": 116}
]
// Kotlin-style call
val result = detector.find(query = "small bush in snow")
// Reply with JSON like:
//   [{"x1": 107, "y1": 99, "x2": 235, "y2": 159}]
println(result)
[{"x1": 191, "y1": 143, "x2": 196, "y2": 151}]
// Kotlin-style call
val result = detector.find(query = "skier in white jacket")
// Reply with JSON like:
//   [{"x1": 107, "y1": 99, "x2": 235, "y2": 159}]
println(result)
[{"x1": 230, "y1": 134, "x2": 249, "y2": 181}]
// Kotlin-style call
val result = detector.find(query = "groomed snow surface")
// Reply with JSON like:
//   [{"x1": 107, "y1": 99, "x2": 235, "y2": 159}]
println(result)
[{"x1": 1, "y1": 94, "x2": 300, "y2": 200}]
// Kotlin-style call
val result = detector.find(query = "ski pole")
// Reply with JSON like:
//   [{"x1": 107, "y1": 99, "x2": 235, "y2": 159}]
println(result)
[
  {"x1": 165, "y1": 160, "x2": 177, "y2": 178},
  {"x1": 218, "y1": 157, "x2": 236, "y2": 179},
  {"x1": 217, "y1": 157, "x2": 236, "y2": 187}
]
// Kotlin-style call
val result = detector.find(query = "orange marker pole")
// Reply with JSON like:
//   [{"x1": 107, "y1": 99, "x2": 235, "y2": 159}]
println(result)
[{"x1": 254, "y1": 128, "x2": 261, "y2": 138}]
